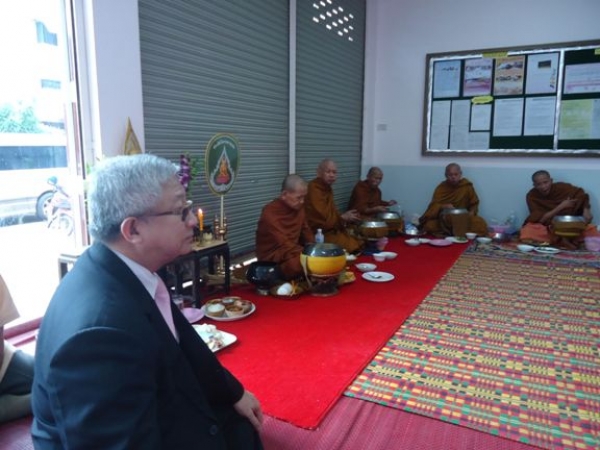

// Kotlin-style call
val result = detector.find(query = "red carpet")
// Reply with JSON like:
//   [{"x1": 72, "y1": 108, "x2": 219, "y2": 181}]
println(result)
[{"x1": 207, "y1": 238, "x2": 466, "y2": 428}]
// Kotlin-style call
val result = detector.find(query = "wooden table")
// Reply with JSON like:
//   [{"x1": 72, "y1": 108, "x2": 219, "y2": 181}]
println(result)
[{"x1": 161, "y1": 240, "x2": 231, "y2": 306}]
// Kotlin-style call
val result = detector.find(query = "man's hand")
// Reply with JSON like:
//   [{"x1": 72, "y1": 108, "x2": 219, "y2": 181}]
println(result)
[
  {"x1": 234, "y1": 390, "x2": 263, "y2": 431},
  {"x1": 341, "y1": 209, "x2": 361, "y2": 223}
]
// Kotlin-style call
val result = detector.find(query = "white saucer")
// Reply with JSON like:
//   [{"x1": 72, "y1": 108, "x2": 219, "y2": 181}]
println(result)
[
  {"x1": 362, "y1": 271, "x2": 395, "y2": 282},
  {"x1": 534, "y1": 246, "x2": 560, "y2": 254}
]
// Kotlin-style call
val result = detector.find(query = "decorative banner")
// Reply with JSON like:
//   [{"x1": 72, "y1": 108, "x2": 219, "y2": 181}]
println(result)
[
  {"x1": 205, "y1": 133, "x2": 240, "y2": 196},
  {"x1": 123, "y1": 118, "x2": 143, "y2": 155}
]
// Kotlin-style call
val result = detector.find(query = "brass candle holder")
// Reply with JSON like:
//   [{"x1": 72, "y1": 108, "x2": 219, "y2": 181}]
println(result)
[{"x1": 213, "y1": 215, "x2": 228, "y2": 274}]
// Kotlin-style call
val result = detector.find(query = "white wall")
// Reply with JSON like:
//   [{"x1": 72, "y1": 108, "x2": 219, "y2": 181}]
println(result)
[
  {"x1": 79, "y1": 0, "x2": 144, "y2": 161},
  {"x1": 363, "y1": 0, "x2": 600, "y2": 225}
]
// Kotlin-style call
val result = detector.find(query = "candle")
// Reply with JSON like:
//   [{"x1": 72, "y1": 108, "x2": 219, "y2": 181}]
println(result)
[{"x1": 197, "y1": 208, "x2": 203, "y2": 231}]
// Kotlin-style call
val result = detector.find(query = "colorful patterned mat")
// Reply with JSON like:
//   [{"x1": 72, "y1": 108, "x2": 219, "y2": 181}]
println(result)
[
  {"x1": 345, "y1": 251, "x2": 600, "y2": 450},
  {"x1": 469, "y1": 240, "x2": 600, "y2": 267}
]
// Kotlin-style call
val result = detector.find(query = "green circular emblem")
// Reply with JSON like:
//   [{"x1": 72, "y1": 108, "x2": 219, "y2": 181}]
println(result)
[{"x1": 205, "y1": 133, "x2": 240, "y2": 195}]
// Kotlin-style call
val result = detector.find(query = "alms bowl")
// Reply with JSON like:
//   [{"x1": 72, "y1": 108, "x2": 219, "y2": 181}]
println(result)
[
  {"x1": 553, "y1": 215, "x2": 585, "y2": 223},
  {"x1": 552, "y1": 215, "x2": 587, "y2": 237},
  {"x1": 442, "y1": 208, "x2": 468, "y2": 215},
  {"x1": 301, "y1": 243, "x2": 346, "y2": 276},
  {"x1": 377, "y1": 211, "x2": 401, "y2": 220},
  {"x1": 359, "y1": 220, "x2": 389, "y2": 239}
]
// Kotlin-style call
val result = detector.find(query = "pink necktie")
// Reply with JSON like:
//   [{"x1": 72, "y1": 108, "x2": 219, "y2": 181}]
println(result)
[{"x1": 154, "y1": 276, "x2": 179, "y2": 341}]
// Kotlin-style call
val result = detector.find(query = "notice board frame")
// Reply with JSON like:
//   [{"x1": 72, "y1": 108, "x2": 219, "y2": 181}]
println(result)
[{"x1": 422, "y1": 39, "x2": 600, "y2": 157}]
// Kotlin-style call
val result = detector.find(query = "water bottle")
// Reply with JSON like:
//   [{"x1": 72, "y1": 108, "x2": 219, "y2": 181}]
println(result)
[
  {"x1": 505, "y1": 211, "x2": 517, "y2": 233},
  {"x1": 315, "y1": 228, "x2": 324, "y2": 243}
]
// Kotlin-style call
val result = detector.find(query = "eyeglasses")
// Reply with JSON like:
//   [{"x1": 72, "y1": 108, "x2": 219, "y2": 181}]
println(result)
[{"x1": 141, "y1": 200, "x2": 193, "y2": 222}]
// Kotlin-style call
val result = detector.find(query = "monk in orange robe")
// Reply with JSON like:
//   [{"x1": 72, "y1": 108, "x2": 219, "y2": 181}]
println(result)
[
  {"x1": 305, "y1": 159, "x2": 363, "y2": 253},
  {"x1": 419, "y1": 163, "x2": 488, "y2": 237},
  {"x1": 520, "y1": 170, "x2": 599, "y2": 247},
  {"x1": 255, "y1": 174, "x2": 314, "y2": 279},
  {"x1": 348, "y1": 167, "x2": 397, "y2": 218}
]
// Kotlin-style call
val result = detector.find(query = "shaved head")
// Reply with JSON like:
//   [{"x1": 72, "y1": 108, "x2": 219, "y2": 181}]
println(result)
[
  {"x1": 281, "y1": 174, "x2": 307, "y2": 192},
  {"x1": 444, "y1": 163, "x2": 463, "y2": 186},
  {"x1": 317, "y1": 159, "x2": 338, "y2": 185},
  {"x1": 280, "y1": 174, "x2": 308, "y2": 210}
]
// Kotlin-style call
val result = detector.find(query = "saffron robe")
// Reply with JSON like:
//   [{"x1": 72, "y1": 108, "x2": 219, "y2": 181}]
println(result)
[
  {"x1": 305, "y1": 178, "x2": 363, "y2": 253},
  {"x1": 347, "y1": 180, "x2": 391, "y2": 218},
  {"x1": 520, "y1": 182, "x2": 599, "y2": 242},
  {"x1": 419, "y1": 178, "x2": 488, "y2": 236},
  {"x1": 256, "y1": 198, "x2": 314, "y2": 279}
]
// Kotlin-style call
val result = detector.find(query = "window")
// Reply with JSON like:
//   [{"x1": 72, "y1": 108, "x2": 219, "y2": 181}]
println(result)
[{"x1": 0, "y1": 0, "x2": 84, "y2": 327}]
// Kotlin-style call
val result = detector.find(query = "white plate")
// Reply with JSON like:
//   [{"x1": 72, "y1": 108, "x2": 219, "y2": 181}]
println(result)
[
  {"x1": 429, "y1": 239, "x2": 453, "y2": 247},
  {"x1": 445, "y1": 236, "x2": 469, "y2": 244},
  {"x1": 193, "y1": 324, "x2": 237, "y2": 352},
  {"x1": 205, "y1": 303, "x2": 256, "y2": 321},
  {"x1": 534, "y1": 246, "x2": 561, "y2": 254},
  {"x1": 362, "y1": 271, "x2": 395, "y2": 282},
  {"x1": 181, "y1": 306, "x2": 205, "y2": 323},
  {"x1": 418, "y1": 238, "x2": 431, "y2": 244}
]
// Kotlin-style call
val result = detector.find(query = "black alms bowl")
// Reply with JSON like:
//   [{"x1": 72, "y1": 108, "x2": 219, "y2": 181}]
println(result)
[{"x1": 246, "y1": 261, "x2": 280, "y2": 295}]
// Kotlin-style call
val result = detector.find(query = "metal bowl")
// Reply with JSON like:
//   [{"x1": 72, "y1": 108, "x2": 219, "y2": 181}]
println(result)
[
  {"x1": 553, "y1": 215, "x2": 585, "y2": 223},
  {"x1": 377, "y1": 211, "x2": 401, "y2": 220},
  {"x1": 359, "y1": 221, "x2": 388, "y2": 239},
  {"x1": 404, "y1": 227, "x2": 425, "y2": 236},
  {"x1": 302, "y1": 243, "x2": 345, "y2": 257},
  {"x1": 377, "y1": 211, "x2": 404, "y2": 235},
  {"x1": 442, "y1": 208, "x2": 468, "y2": 215},
  {"x1": 552, "y1": 215, "x2": 586, "y2": 237},
  {"x1": 490, "y1": 232, "x2": 510, "y2": 243}
]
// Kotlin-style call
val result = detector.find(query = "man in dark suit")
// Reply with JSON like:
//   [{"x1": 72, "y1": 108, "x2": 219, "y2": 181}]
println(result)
[{"x1": 31, "y1": 154, "x2": 263, "y2": 449}]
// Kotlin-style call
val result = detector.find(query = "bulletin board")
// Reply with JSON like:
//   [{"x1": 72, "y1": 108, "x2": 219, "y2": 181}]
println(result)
[{"x1": 422, "y1": 40, "x2": 600, "y2": 157}]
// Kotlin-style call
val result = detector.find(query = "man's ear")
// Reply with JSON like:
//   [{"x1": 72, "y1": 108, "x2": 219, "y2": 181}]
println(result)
[{"x1": 120, "y1": 217, "x2": 144, "y2": 244}]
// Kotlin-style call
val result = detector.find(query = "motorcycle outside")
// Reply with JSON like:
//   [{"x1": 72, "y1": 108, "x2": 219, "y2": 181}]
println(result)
[{"x1": 45, "y1": 176, "x2": 74, "y2": 236}]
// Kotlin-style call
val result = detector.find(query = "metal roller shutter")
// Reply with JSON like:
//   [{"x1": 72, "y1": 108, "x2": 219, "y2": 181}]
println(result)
[
  {"x1": 139, "y1": 0, "x2": 289, "y2": 256},
  {"x1": 295, "y1": 0, "x2": 366, "y2": 208}
]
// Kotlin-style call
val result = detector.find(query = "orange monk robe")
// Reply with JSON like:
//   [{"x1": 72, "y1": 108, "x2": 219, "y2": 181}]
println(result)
[
  {"x1": 520, "y1": 182, "x2": 600, "y2": 242},
  {"x1": 419, "y1": 178, "x2": 488, "y2": 236},
  {"x1": 305, "y1": 178, "x2": 363, "y2": 253},
  {"x1": 255, "y1": 198, "x2": 314, "y2": 280},
  {"x1": 347, "y1": 180, "x2": 391, "y2": 218}
]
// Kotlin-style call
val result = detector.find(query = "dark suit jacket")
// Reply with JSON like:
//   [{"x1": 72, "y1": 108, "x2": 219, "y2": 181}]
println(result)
[{"x1": 32, "y1": 243, "x2": 245, "y2": 449}]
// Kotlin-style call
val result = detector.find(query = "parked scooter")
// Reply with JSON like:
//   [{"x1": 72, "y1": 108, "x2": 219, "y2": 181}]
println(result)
[{"x1": 45, "y1": 176, "x2": 74, "y2": 236}]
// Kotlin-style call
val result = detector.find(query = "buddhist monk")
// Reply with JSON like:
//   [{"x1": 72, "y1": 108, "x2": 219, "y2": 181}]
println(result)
[
  {"x1": 419, "y1": 163, "x2": 488, "y2": 237},
  {"x1": 255, "y1": 174, "x2": 314, "y2": 280},
  {"x1": 304, "y1": 159, "x2": 363, "y2": 253},
  {"x1": 347, "y1": 167, "x2": 397, "y2": 218},
  {"x1": 520, "y1": 170, "x2": 599, "y2": 248}
]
